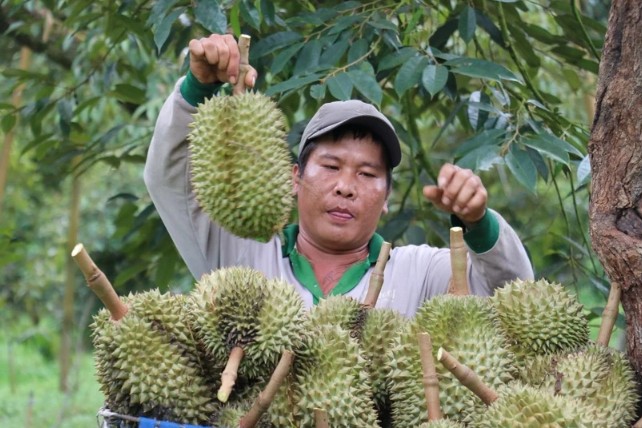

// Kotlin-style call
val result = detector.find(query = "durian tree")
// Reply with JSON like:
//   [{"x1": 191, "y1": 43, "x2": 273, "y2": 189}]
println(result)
[{"x1": 588, "y1": 0, "x2": 642, "y2": 407}]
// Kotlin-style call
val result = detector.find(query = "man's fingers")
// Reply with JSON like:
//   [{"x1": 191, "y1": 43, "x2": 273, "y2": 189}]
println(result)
[
  {"x1": 223, "y1": 34, "x2": 240, "y2": 84},
  {"x1": 189, "y1": 38, "x2": 206, "y2": 59},
  {"x1": 244, "y1": 68, "x2": 258, "y2": 88},
  {"x1": 423, "y1": 185, "x2": 443, "y2": 204}
]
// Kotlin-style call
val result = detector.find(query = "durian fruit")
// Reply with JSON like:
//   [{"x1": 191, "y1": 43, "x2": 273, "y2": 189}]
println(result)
[
  {"x1": 188, "y1": 91, "x2": 293, "y2": 242},
  {"x1": 525, "y1": 343, "x2": 639, "y2": 427},
  {"x1": 188, "y1": 266, "x2": 305, "y2": 401},
  {"x1": 284, "y1": 324, "x2": 380, "y2": 427},
  {"x1": 388, "y1": 295, "x2": 515, "y2": 425},
  {"x1": 490, "y1": 278, "x2": 589, "y2": 358},
  {"x1": 125, "y1": 289, "x2": 218, "y2": 388},
  {"x1": 467, "y1": 381, "x2": 598, "y2": 427},
  {"x1": 91, "y1": 308, "x2": 216, "y2": 425},
  {"x1": 305, "y1": 294, "x2": 406, "y2": 416}
]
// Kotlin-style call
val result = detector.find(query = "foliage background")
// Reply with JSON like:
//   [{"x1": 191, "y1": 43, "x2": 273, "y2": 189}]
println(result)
[{"x1": 0, "y1": 0, "x2": 619, "y2": 425}]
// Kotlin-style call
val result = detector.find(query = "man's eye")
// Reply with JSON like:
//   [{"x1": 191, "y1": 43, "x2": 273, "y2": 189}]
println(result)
[
  {"x1": 360, "y1": 172, "x2": 376, "y2": 178},
  {"x1": 323, "y1": 164, "x2": 339, "y2": 170}
]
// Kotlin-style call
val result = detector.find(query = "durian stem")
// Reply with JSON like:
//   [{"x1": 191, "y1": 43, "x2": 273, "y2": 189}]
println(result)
[
  {"x1": 596, "y1": 281, "x2": 621, "y2": 347},
  {"x1": 70, "y1": 243, "x2": 128, "y2": 321},
  {"x1": 233, "y1": 34, "x2": 251, "y2": 95},
  {"x1": 437, "y1": 347, "x2": 498, "y2": 405},
  {"x1": 314, "y1": 408, "x2": 329, "y2": 428},
  {"x1": 218, "y1": 346, "x2": 245, "y2": 402},
  {"x1": 239, "y1": 350, "x2": 294, "y2": 428},
  {"x1": 418, "y1": 333, "x2": 442, "y2": 420},
  {"x1": 363, "y1": 241, "x2": 392, "y2": 308},
  {"x1": 448, "y1": 227, "x2": 469, "y2": 295}
]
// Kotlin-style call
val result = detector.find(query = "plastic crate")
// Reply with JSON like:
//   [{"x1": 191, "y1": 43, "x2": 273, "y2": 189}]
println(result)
[{"x1": 97, "y1": 407, "x2": 213, "y2": 428}]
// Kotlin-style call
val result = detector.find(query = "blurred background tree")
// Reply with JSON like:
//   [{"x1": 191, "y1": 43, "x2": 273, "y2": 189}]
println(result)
[{"x1": 2, "y1": 0, "x2": 632, "y2": 422}]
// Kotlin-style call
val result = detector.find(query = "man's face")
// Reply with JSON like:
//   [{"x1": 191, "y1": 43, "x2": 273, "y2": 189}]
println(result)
[{"x1": 293, "y1": 134, "x2": 390, "y2": 253}]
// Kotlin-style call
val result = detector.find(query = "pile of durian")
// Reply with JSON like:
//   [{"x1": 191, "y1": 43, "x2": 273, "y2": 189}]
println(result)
[{"x1": 74, "y1": 235, "x2": 640, "y2": 428}]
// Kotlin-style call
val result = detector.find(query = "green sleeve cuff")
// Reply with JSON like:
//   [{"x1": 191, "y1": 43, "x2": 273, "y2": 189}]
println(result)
[
  {"x1": 180, "y1": 70, "x2": 222, "y2": 106},
  {"x1": 450, "y1": 209, "x2": 499, "y2": 254}
]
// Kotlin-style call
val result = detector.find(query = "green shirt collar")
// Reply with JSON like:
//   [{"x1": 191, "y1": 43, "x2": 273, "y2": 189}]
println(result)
[{"x1": 281, "y1": 224, "x2": 384, "y2": 304}]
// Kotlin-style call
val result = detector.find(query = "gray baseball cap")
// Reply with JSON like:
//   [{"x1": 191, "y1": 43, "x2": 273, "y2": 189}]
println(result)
[{"x1": 299, "y1": 100, "x2": 401, "y2": 167}]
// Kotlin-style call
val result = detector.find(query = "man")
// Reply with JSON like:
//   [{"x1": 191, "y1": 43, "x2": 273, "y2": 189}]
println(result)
[{"x1": 144, "y1": 34, "x2": 533, "y2": 317}]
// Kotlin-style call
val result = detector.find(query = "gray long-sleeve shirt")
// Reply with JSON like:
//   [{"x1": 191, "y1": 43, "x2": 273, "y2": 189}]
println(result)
[{"x1": 144, "y1": 78, "x2": 534, "y2": 317}]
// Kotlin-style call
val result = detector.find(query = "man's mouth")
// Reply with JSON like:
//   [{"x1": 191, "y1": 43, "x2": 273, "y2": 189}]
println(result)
[{"x1": 328, "y1": 207, "x2": 354, "y2": 220}]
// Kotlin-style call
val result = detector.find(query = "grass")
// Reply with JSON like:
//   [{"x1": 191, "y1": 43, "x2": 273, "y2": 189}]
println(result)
[{"x1": 0, "y1": 325, "x2": 105, "y2": 428}]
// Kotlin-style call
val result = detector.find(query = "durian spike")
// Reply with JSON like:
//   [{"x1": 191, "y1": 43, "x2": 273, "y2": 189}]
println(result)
[
  {"x1": 447, "y1": 227, "x2": 469, "y2": 295},
  {"x1": 218, "y1": 345, "x2": 245, "y2": 402},
  {"x1": 437, "y1": 347, "x2": 498, "y2": 405},
  {"x1": 363, "y1": 241, "x2": 392, "y2": 308},
  {"x1": 596, "y1": 281, "x2": 621, "y2": 347},
  {"x1": 71, "y1": 243, "x2": 128, "y2": 321},
  {"x1": 314, "y1": 408, "x2": 329, "y2": 428},
  {"x1": 239, "y1": 350, "x2": 295, "y2": 428},
  {"x1": 418, "y1": 333, "x2": 443, "y2": 420},
  {"x1": 232, "y1": 34, "x2": 251, "y2": 95}
]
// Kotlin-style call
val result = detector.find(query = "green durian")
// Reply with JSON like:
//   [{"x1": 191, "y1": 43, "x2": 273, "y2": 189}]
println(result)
[
  {"x1": 389, "y1": 295, "x2": 515, "y2": 425},
  {"x1": 305, "y1": 295, "x2": 407, "y2": 418},
  {"x1": 91, "y1": 309, "x2": 216, "y2": 424},
  {"x1": 525, "y1": 343, "x2": 639, "y2": 427},
  {"x1": 189, "y1": 266, "x2": 305, "y2": 399},
  {"x1": 287, "y1": 324, "x2": 380, "y2": 427},
  {"x1": 125, "y1": 289, "x2": 218, "y2": 388},
  {"x1": 491, "y1": 278, "x2": 589, "y2": 358},
  {"x1": 188, "y1": 92, "x2": 294, "y2": 242},
  {"x1": 467, "y1": 381, "x2": 598, "y2": 427}
]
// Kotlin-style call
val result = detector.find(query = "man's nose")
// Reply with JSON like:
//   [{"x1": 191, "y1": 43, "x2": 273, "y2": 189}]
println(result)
[{"x1": 333, "y1": 174, "x2": 356, "y2": 198}]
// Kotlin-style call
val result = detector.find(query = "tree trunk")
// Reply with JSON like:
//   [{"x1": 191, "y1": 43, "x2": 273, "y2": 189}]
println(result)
[
  {"x1": 588, "y1": 0, "x2": 642, "y2": 408},
  {"x1": 0, "y1": 47, "x2": 31, "y2": 215},
  {"x1": 60, "y1": 163, "x2": 81, "y2": 392}
]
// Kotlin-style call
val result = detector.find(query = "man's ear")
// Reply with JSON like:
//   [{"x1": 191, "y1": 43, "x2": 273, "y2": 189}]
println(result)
[
  {"x1": 292, "y1": 164, "x2": 301, "y2": 194},
  {"x1": 382, "y1": 185, "x2": 392, "y2": 214}
]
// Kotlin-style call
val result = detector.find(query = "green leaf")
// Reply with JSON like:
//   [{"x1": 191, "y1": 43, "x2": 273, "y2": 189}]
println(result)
[
  {"x1": 457, "y1": 145, "x2": 502, "y2": 171},
  {"x1": 260, "y1": 0, "x2": 275, "y2": 26},
  {"x1": 422, "y1": 64, "x2": 449, "y2": 97},
  {"x1": 508, "y1": 23, "x2": 541, "y2": 68},
  {"x1": 506, "y1": 145, "x2": 537, "y2": 193},
  {"x1": 239, "y1": 0, "x2": 261, "y2": 31},
  {"x1": 328, "y1": 15, "x2": 362, "y2": 35},
  {"x1": 446, "y1": 57, "x2": 523, "y2": 84},
  {"x1": 294, "y1": 39, "x2": 322, "y2": 76},
  {"x1": 1, "y1": 114, "x2": 16, "y2": 133},
  {"x1": 110, "y1": 84, "x2": 146, "y2": 104},
  {"x1": 253, "y1": 32, "x2": 303, "y2": 57},
  {"x1": 577, "y1": 155, "x2": 591, "y2": 185},
  {"x1": 271, "y1": 43, "x2": 303, "y2": 75},
  {"x1": 309, "y1": 84, "x2": 326, "y2": 101},
  {"x1": 327, "y1": 73, "x2": 353, "y2": 100},
  {"x1": 265, "y1": 74, "x2": 321, "y2": 97},
  {"x1": 320, "y1": 39, "x2": 349, "y2": 67},
  {"x1": 394, "y1": 56, "x2": 429, "y2": 97},
  {"x1": 348, "y1": 39, "x2": 369, "y2": 65},
  {"x1": 349, "y1": 69, "x2": 382, "y2": 106},
  {"x1": 458, "y1": 6, "x2": 476, "y2": 43},
  {"x1": 153, "y1": 8, "x2": 184, "y2": 54},
  {"x1": 195, "y1": 0, "x2": 227, "y2": 34},
  {"x1": 522, "y1": 134, "x2": 570, "y2": 165},
  {"x1": 57, "y1": 99, "x2": 73, "y2": 138},
  {"x1": 378, "y1": 47, "x2": 418, "y2": 72},
  {"x1": 147, "y1": 0, "x2": 179, "y2": 26}
]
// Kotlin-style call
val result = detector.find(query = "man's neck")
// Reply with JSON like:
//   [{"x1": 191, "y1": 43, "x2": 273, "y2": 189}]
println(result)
[{"x1": 295, "y1": 233, "x2": 369, "y2": 296}]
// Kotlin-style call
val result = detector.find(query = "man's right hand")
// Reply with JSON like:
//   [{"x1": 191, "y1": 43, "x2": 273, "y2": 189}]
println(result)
[{"x1": 188, "y1": 34, "x2": 257, "y2": 88}]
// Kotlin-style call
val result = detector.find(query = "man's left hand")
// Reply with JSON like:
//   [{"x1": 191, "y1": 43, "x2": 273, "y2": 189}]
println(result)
[{"x1": 422, "y1": 163, "x2": 487, "y2": 226}]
